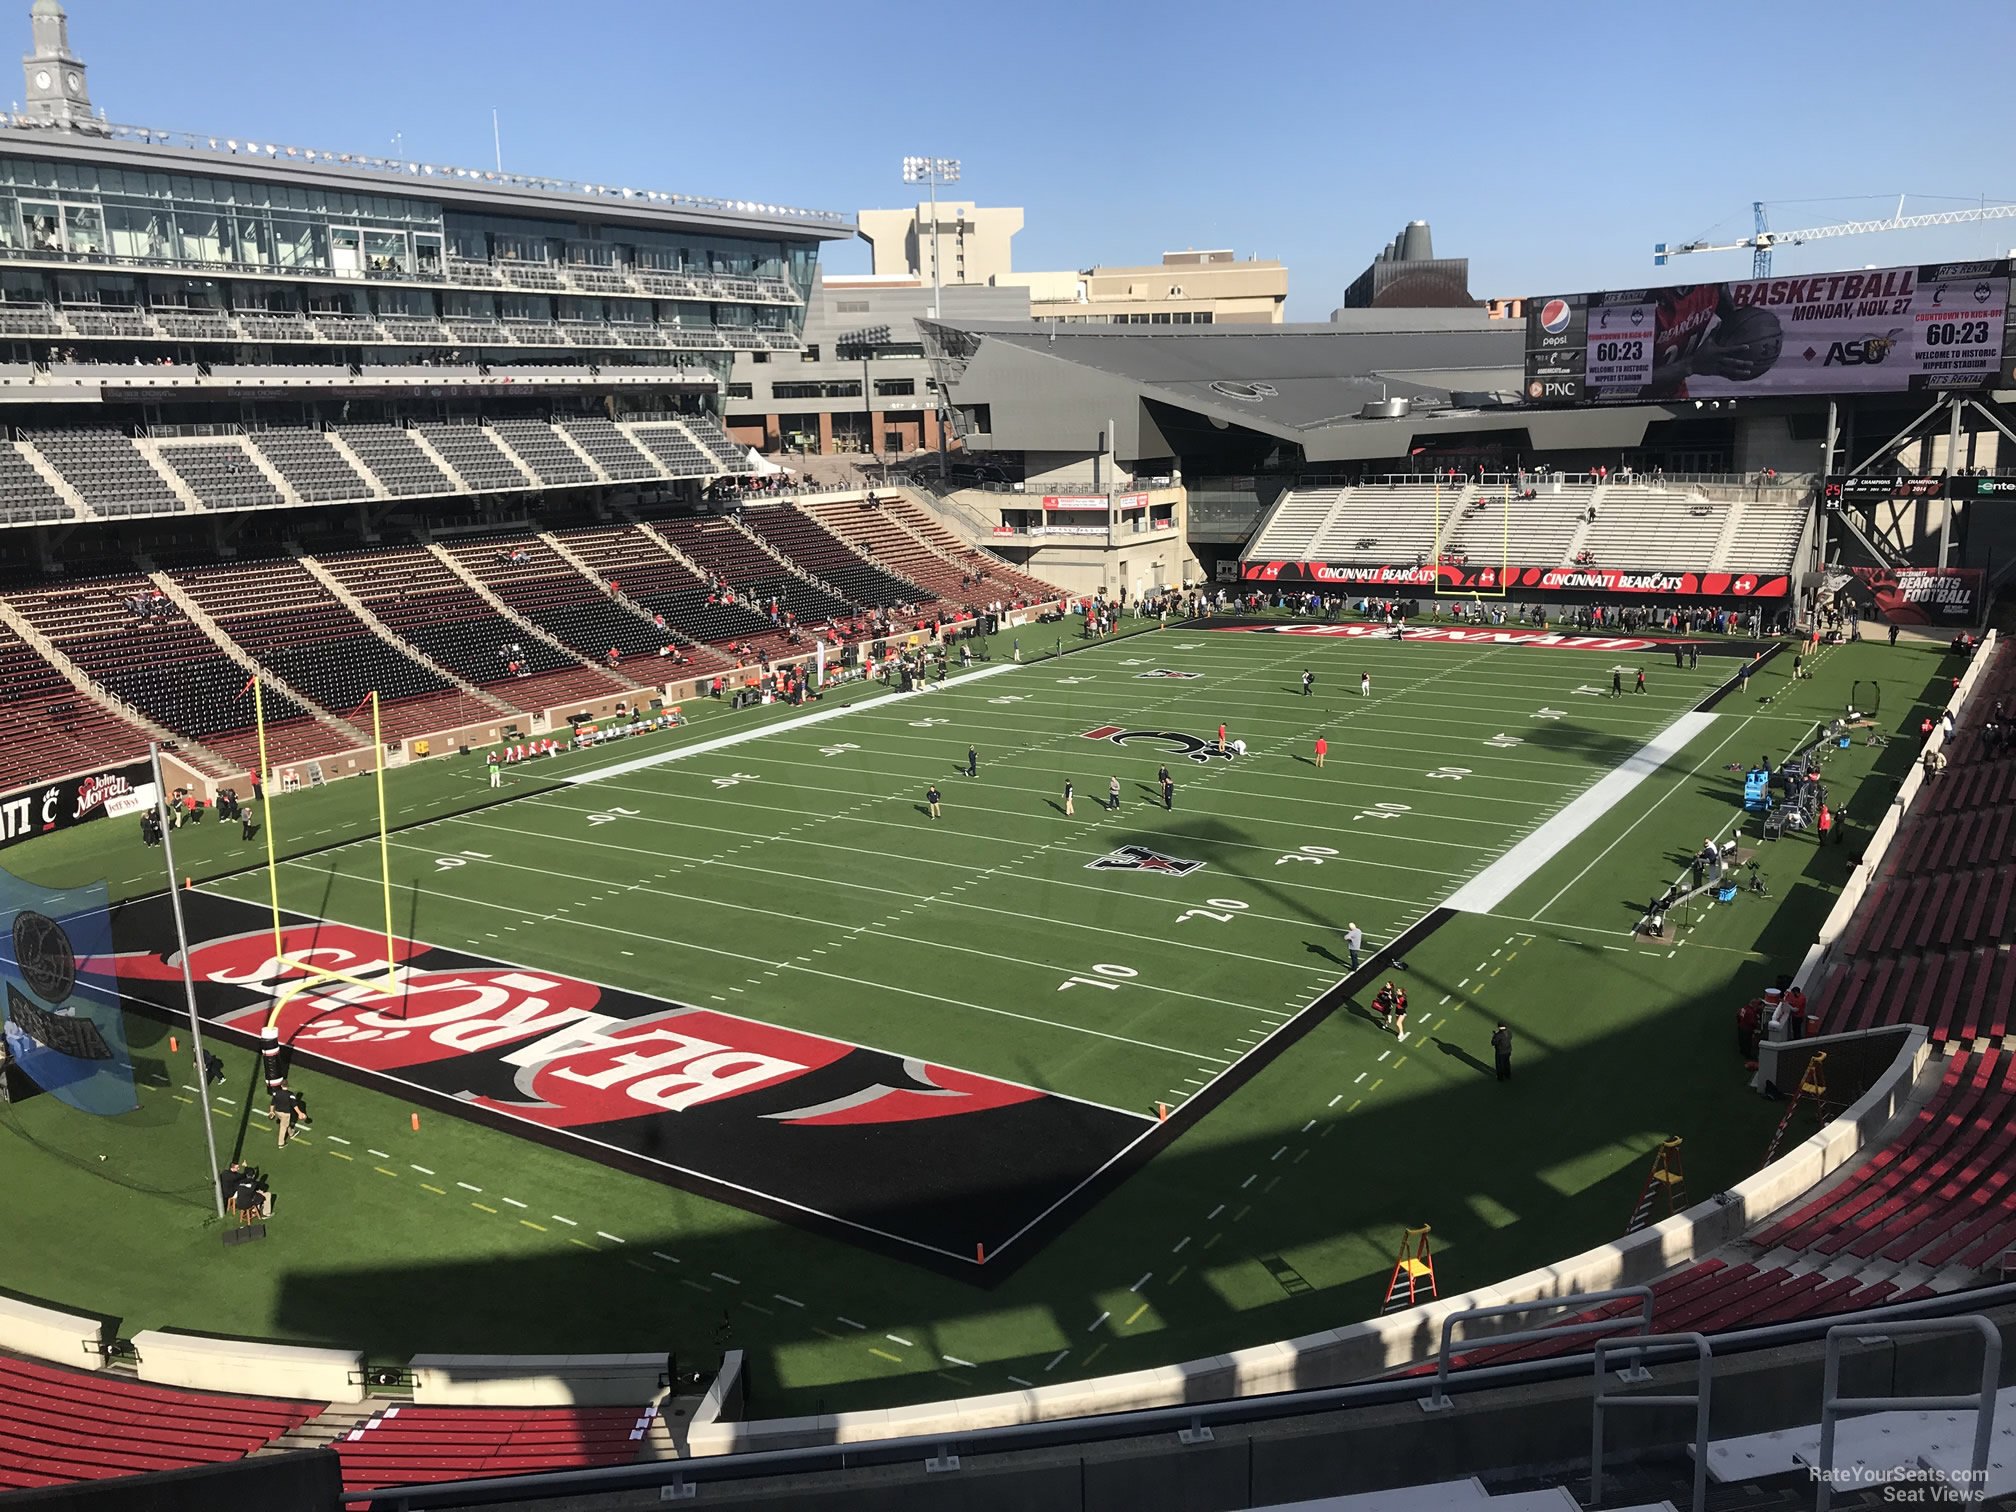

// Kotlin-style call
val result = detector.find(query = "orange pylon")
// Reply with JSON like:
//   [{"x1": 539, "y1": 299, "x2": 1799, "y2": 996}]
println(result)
[{"x1": 1382, "y1": 1224, "x2": 1437, "y2": 1313}]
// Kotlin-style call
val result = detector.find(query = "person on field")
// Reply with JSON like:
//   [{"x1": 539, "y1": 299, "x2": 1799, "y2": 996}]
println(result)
[
  {"x1": 1612, "y1": 667, "x2": 1624, "y2": 696},
  {"x1": 1634, "y1": 667, "x2": 1647, "y2": 694},
  {"x1": 1360, "y1": 671, "x2": 1371, "y2": 696},
  {"x1": 967, "y1": 745, "x2": 978, "y2": 779},
  {"x1": 926, "y1": 783, "x2": 941, "y2": 820},
  {"x1": 1063, "y1": 778, "x2": 1075, "y2": 817},
  {"x1": 1109, "y1": 775, "x2": 1122, "y2": 811},
  {"x1": 1492, "y1": 1022, "x2": 1513, "y2": 1080},
  {"x1": 1346, "y1": 921, "x2": 1362, "y2": 970},
  {"x1": 1302, "y1": 669, "x2": 1314, "y2": 697},
  {"x1": 1314, "y1": 735, "x2": 1328, "y2": 768},
  {"x1": 1162, "y1": 771, "x2": 1174, "y2": 810}
]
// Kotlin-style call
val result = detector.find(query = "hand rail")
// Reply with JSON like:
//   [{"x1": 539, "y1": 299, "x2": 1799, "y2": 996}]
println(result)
[
  {"x1": 1590, "y1": 1332, "x2": 1711, "y2": 1512},
  {"x1": 1817, "y1": 1316, "x2": 2000, "y2": 1512},
  {"x1": 1420, "y1": 1288, "x2": 1656, "y2": 1412}
]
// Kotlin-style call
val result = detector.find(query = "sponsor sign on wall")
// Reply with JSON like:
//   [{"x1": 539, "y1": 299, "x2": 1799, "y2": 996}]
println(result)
[
  {"x1": 1524, "y1": 259, "x2": 2016, "y2": 403},
  {"x1": 1042, "y1": 495, "x2": 1109, "y2": 511},
  {"x1": 1240, "y1": 560, "x2": 1791, "y2": 599},
  {"x1": 0, "y1": 761, "x2": 157, "y2": 853}
]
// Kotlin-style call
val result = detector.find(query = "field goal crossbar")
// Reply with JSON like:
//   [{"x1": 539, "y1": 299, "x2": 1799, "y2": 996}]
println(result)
[{"x1": 1429, "y1": 476, "x2": 1510, "y2": 600}]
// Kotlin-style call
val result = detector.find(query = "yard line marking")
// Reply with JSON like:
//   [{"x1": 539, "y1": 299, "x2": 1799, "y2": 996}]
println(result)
[
  {"x1": 1008, "y1": 1375, "x2": 1033, "y2": 1388},
  {"x1": 420, "y1": 1183, "x2": 446, "y2": 1195},
  {"x1": 519, "y1": 1219, "x2": 547, "y2": 1232},
  {"x1": 456, "y1": 1182, "x2": 482, "y2": 1193},
  {"x1": 1203, "y1": 1233, "x2": 1224, "y2": 1251},
  {"x1": 651, "y1": 1251, "x2": 681, "y2": 1265},
  {"x1": 1124, "y1": 1303, "x2": 1150, "y2": 1326},
  {"x1": 501, "y1": 1197, "x2": 527, "y2": 1208},
  {"x1": 170, "y1": 1094, "x2": 191, "y2": 1104},
  {"x1": 1045, "y1": 1350, "x2": 1070, "y2": 1372},
  {"x1": 1088, "y1": 1312, "x2": 1110, "y2": 1332},
  {"x1": 366, "y1": 1149, "x2": 390, "y2": 1159},
  {"x1": 1302, "y1": 1119, "x2": 1317, "y2": 1133},
  {"x1": 1131, "y1": 1272, "x2": 1152, "y2": 1292},
  {"x1": 1271, "y1": 1146, "x2": 1288, "y2": 1161},
  {"x1": 1207, "y1": 1204, "x2": 1224, "y2": 1220},
  {"x1": 1328, "y1": 1094, "x2": 1344, "y2": 1107},
  {"x1": 837, "y1": 1316, "x2": 866, "y2": 1330},
  {"x1": 471, "y1": 1202, "x2": 497, "y2": 1213},
  {"x1": 373, "y1": 1166, "x2": 399, "y2": 1178},
  {"x1": 869, "y1": 1347, "x2": 903, "y2": 1363},
  {"x1": 943, "y1": 1354, "x2": 976, "y2": 1368},
  {"x1": 1240, "y1": 1174, "x2": 1257, "y2": 1189},
  {"x1": 409, "y1": 1165, "x2": 434, "y2": 1175},
  {"x1": 326, "y1": 1136, "x2": 351, "y2": 1146},
  {"x1": 1439, "y1": 994, "x2": 1453, "y2": 1005},
  {"x1": 1349, "y1": 1098, "x2": 1362, "y2": 1112},
  {"x1": 1378, "y1": 1050, "x2": 1390, "y2": 1062},
  {"x1": 712, "y1": 1272, "x2": 742, "y2": 1285},
  {"x1": 1370, "y1": 1077, "x2": 1384, "y2": 1091},
  {"x1": 596, "y1": 1231, "x2": 624, "y2": 1244},
  {"x1": 774, "y1": 1294, "x2": 804, "y2": 1309},
  {"x1": 214, "y1": 1095, "x2": 234, "y2": 1105},
  {"x1": 1354, "y1": 1071, "x2": 1366, "y2": 1084},
  {"x1": 1172, "y1": 1235, "x2": 1192, "y2": 1254},
  {"x1": 551, "y1": 1215, "x2": 578, "y2": 1227},
  {"x1": 886, "y1": 1333, "x2": 914, "y2": 1347},
  {"x1": 680, "y1": 1279, "x2": 712, "y2": 1294},
  {"x1": 327, "y1": 1149, "x2": 352, "y2": 1161}
]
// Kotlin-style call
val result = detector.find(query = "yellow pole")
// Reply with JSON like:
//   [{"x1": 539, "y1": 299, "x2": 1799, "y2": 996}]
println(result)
[
  {"x1": 372, "y1": 690, "x2": 398, "y2": 994},
  {"x1": 254, "y1": 678, "x2": 285, "y2": 968}
]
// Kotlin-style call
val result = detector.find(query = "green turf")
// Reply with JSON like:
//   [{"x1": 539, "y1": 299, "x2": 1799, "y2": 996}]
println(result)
[{"x1": 0, "y1": 619, "x2": 1952, "y2": 1416}]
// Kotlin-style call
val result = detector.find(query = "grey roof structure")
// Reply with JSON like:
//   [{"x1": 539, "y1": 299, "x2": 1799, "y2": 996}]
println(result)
[{"x1": 928, "y1": 316, "x2": 1669, "y2": 465}]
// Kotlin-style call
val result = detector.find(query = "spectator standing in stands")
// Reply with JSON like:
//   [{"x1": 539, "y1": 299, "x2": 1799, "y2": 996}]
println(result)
[
  {"x1": 1492, "y1": 1022, "x2": 1513, "y2": 1081},
  {"x1": 926, "y1": 783, "x2": 942, "y2": 821}
]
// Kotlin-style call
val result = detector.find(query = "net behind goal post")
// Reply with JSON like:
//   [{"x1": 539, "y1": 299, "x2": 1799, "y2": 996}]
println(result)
[
  {"x1": 1429, "y1": 477, "x2": 1511, "y2": 599},
  {"x1": 249, "y1": 684, "x2": 403, "y2": 1089}
]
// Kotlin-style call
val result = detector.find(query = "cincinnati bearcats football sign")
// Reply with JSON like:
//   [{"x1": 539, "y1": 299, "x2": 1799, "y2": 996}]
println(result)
[
  {"x1": 1240, "y1": 560, "x2": 1791, "y2": 599},
  {"x1": 90, "y1": 892, "x2": 1146, "y2": 1267}
]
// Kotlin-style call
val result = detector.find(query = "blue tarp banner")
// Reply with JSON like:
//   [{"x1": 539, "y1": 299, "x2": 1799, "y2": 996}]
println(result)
[{"x1": 0, "y1": 869, "x2": 135, "y2": 1116}]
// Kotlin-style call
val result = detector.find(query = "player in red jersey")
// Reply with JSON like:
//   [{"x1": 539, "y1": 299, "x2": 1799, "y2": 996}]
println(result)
[{"x1": 1636, "y1": 284, "x2": 1782, "y2": 400}]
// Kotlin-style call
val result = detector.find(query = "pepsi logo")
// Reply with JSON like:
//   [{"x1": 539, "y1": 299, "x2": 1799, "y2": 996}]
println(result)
[{"x1": 1539, "y1": 299, "x2": 1572, "y2": 335}]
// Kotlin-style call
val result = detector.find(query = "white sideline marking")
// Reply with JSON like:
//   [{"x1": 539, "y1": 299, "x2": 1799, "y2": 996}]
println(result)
[
  {"x1": 564, "y1": 661, "x2": 1021, "y2": 784},
  {"x1": 1444, "y1": 711, "x2": 1717, "y2": 915}
]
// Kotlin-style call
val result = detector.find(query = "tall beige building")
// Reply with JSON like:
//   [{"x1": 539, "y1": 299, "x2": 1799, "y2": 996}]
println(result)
[
  {"x1": 856, "y1": 201, "x2": 1023, "y2": 288},
  {"x1": 1000, "y1": 250, "x2": 1287, "y2": 325}
]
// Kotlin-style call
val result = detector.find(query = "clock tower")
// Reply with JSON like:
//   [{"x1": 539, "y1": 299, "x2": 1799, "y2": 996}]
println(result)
[{"x1": 22, "y1": 0, "x2": 94, "y2": 130}]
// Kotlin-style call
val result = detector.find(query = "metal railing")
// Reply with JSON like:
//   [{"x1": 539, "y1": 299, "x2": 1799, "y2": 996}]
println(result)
[
  {"x1": 1590, "y1": 1333, "x2": 1711, "y2": 1512},
  {"x1": 1816, "y1": 1317, "x2": 2000, "y2": 1512},
  {"x1": 1419, "y1": 1289, "x2": 1656, "y2": 1412}
]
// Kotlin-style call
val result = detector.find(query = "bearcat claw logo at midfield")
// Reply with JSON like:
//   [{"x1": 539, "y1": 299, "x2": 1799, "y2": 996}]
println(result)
[
  {"x1": 1087, "y1": 845, "x2": 1204, "y2": 876},
  {"x1": 1080, "y1": 725, "x2": 1235, "y2": 762},
  {"x1": 1134, "y1": 669, "x2": 1201, "y2": 680}
]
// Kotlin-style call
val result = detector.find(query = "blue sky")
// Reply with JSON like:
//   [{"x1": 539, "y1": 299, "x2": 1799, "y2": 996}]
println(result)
[{"x1": 59, "y1": 0, "x2": 2016, "y2": 319}]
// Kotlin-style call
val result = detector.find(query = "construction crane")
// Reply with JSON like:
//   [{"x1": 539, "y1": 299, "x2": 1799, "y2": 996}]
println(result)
[{"x1": 1655, "y1": 196, "x2": 2016, "y2": 277}]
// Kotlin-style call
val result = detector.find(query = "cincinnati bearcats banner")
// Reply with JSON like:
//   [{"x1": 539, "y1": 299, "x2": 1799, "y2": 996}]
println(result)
[
  {"x1": 1839, "y1": 566, "x2": 1983, "y2": 627},
  {"x1": 90, "y1": 892, "x2": 1146, "y2": 1268},
  {"x1": 1241, "y1": 560, "x2": 1791, "y2": 599},
  {"x1": 0, "y1": 760, "x2": 156, "y2": 854},
  {"x1": 1209, "y1": 623, "x2": 1690, "y2": 653}
]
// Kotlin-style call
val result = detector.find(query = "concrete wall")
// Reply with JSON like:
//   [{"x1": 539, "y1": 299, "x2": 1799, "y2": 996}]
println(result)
[
  {"x1": 409, "y1": 1351, "x2": 665, "y2": 1407},
  {"x1": 131, "y1": 1329, "x2": 364, "y2": 1403}
]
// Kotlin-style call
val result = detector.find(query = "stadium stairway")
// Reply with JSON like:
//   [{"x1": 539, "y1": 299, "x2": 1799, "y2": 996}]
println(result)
[
  {"x1": 533, "y1": 526, "x2": 747, "y2": 665},
  {"x1": 290, "y1": 548, "x2": 518, "y2": 718},
  {"x1": 11, "y1": 439, "x2": 90, "y2": 521},
  {"x1": 0, "y1": 596, "x2": 228, "y2": 779},
  {"x1": 765, "y1": 497, "x2": 955, "y2": 612},
  {"x1": 421, "y1": 538, "x2": 650, "y2": 698},
  {"x1": 878, "y1": 489, "x2": 1068, "y2": 606}
]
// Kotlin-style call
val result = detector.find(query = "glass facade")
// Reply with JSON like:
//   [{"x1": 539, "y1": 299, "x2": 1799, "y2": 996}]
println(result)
[{"x1": 0, "y1": 151, "x2": 819, "y2": 348}]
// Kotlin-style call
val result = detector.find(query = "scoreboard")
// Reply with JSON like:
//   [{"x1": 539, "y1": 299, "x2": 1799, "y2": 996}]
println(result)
[{"x1": 1524, "y1": 258, "x2": 2016, "y2": 405}]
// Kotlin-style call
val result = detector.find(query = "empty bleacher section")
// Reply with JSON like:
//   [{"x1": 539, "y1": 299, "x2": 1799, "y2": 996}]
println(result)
[
  {"x1": 747, "y1": 502, "x2": 937, "y2": 610},
  {"x1": 559, "y1": 416, "x2": 655, "y2": 481},
  {"x1": 336, "y1": 425, "x2": 453, "y2": 497},
  {"x1": 628, "y1": 422, "x2": 712, "y2": 477},
  {"x1": 441, "y1": 533, "x2": 714, "y2": 674},
  {"x1": 875, "y1": 493, "x2": 1066, "y2": 605},
  {"x1": 0, "y1": 618, "x2": 156, "y2": 788},
  {"x1": 313, "y1": 546, "x2": 626, "y2": 713},
  {"x1": 172, "y1": 557, "x2": 494, "y2": 743},
  {"x1": 156, "y1": 440, "x2": 283, "y2": 512},
  {"x1": 251, "y1": 428, "x2": 371, "y2": 502},
  {"x1": 557, "y1": 523, "x2": 776, "y2": 658},
  {"x1": 24, "y1": 428, "x2": 183, "y2": 517},
  {"x1": 332, "y1": 1403, "x2": 650, "y2": 1491},
  {"x1": 683, "y1": 412, "x2": 751, "y2": 472},
  {"x1": 1247, "y1": 480, "x2": 1810, "y2": 579},
  {"x1": 1809, "y1": 645, "x2": 2016, "y2": 1047},
  {"x1": 489, "y1": 419, "x2": 596, "y2": 487},
  {"x1": 652, "y1": 514, "x2": 850, "y2": 627},
  {"x1": 0, "y1": 1353, "x2": 319, "y2": 1492},
  {"x1": 0, "y1": 442, "x2": 71, "y2": 523},
  {"x1": 7, "y1": 577, "x2": 325, "y2": 773},
  {"x1": 415, "y1": 424, "x2": 526, "y2": 492}
]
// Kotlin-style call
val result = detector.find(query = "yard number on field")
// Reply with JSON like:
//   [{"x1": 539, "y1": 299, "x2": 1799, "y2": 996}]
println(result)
[
  {"x1": 1484, "y1": 734, "x2": 1523, "y2": 749},
  {"x1": 1058, "y1": 963, "x2": 1139, "y2": 992},
  {"x1": 1176, "y1": 898, "x2": 1250, "y2": 925},
  {"x1": 1535, "y1": 707, "x2": 1565, "y2": 720},
  {"x1": 909, "y1": 716, "x2": 949, "y2": 728},
  {"x1": 586, "y1": 806, "x2": 640, "y2": 826},
  {"x1": 433, "y1": 849, "x2": 492, "y2": 871},
  {"x1": 1427, "y1": 766, "x2": 1473, "y2": 780},
  {"x1": 1351, "y1": 802, "x2": 1411, "y2": 823},
  {"x1": 1277, "y1": 844, "x2": 1340, "y2": 865},
  {"x1": 818, "y1": 742, "x2": 861, "y2": 758},
  {"x1": 710, "y1": 773, "x2": 758, "y2": 789},
  {"x1": 987, "y1": 694, "x2": 1031, "y2": 706}
]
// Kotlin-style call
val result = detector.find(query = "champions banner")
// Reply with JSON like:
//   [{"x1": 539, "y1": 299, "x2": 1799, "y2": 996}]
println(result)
[
  {"x1": 0, "y1": 760, "x2": 156, "y2": 854},
  {"x1": 1, "y1": 867, "x2": 135, "y2": 1116},
  {"x1": 89, "y1": 891, "x2": 1147, "y2": 1267},
  {"x1": 1525, "y1": 258, "x2": 2016, "y2": 404},
  {"x1": 1839, "y1": 566, "x2": 1983, "y2": 627},
  {"x1": 1241, "y1": 560, "x2": 1791, "y2": 599}
]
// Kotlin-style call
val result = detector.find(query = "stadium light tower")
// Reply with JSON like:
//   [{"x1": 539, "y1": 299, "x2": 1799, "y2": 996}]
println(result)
[{"x1": 901, "y1": 156, "x2": 960, "y2": 318}]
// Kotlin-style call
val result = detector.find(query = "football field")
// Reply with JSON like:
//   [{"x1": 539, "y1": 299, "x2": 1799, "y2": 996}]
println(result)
[{"x1": 5, "y1": 617, "x2": 1943, "y2": 1412}]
